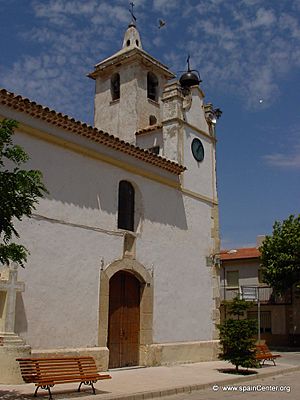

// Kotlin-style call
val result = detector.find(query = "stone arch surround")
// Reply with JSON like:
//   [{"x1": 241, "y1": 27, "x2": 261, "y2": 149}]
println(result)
[{"x1": 98, "y1": 258, "x2": 153, "y2": 359}]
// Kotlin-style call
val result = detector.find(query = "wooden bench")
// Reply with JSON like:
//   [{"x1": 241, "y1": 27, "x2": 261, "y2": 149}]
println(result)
[
  {"x1": 17, "y1": 356, "x2": 111, "y2": 399},
  {"x1": 255, "y1": 344, "x2": 281, "y2": 366}
]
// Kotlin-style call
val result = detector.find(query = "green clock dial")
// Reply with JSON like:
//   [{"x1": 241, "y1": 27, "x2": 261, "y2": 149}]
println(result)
[{"x1": 191, "y1": 138, "x2": 204, "y2": 162}]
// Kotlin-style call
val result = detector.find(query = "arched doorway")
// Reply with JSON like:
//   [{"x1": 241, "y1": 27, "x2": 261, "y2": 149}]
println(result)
[{"x1": 108, "y1": 270, "x2": 140, "y2": 368}]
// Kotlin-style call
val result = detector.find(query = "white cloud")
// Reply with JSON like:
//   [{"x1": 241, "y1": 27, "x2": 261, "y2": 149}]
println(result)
[
  {"x1": 1, "y1": 0, "x2": 300, "y2": 121},
  {"x1": 253, "y1": 8, "x2": 276, "y2": 28},
  {"x1": 263, "y1": 152, "x2": 300, "y2": 169},
  {"x1": 263, "y1": 125, "x2": 300, "y2": 169},
  {"x1": 153, "y1": 0, "x2": 180, "y2": 14}
]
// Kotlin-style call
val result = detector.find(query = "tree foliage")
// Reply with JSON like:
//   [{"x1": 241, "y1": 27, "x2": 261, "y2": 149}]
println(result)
[
  {"x1": 260, "y1": 215, "x2": 300, "y2": 294},
  {"x1": 218, "y1": 297, "x2": 258, "y2": 372},
  {"x1": 0, "y1": 119, "x2": 48, "y2": 267}
]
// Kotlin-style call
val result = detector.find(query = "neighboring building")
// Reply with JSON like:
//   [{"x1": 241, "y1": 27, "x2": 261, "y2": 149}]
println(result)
[
  {"x1": 0, "y1": 19, "x2": 221, "y2": 379},
  {"x1": 220, "y1": 241, "x2": 300, "y2": 347}
]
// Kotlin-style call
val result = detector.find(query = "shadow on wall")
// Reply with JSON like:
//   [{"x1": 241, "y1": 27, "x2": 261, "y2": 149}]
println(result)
[
  {"x1": 19, "y1": 134, "x2": 188, "y2": 230},
  {"x1": 15, "y1": 292, "x2": 28, "y2": 336}
]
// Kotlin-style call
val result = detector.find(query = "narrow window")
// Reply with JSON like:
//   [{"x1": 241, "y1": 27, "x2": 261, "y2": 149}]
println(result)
[
  {"x1": 118, "y1": 181, "x2": 135, "y2": 231},
  {"x1": 149, "y1": 115, "x2": 157, "y2": 125},
  {"x1": 226, "y1": 271, "x2": 239, "y2": 287},
  {"x1": 147, "y1": 72, "x2": 158, "y2": 102},
  {"x1": 111, "y1": 73, "x2": 120, "y2": 101}
]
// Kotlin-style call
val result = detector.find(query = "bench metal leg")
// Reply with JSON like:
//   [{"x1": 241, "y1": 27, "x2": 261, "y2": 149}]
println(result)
[
  {"x1": 34, "y1": 385, "x2": 53, "y2": 400},
  {"x1": 34, "y1": 386, "x2": 39, "y2": 397},
  {"x1": 46, "y1": 386, "x2": 53, "y2": 400},
  {"x1": 78, "y1": 381, "x2": 96, "y2": 395}
]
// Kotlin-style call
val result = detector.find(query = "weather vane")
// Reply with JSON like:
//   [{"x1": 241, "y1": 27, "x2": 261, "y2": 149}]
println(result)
[{"x1": 129, "y1": 2, "x2": 137, "y2": 23}]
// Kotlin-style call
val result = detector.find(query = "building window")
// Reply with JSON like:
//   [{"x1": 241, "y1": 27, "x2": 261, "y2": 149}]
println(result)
[
  {"x1": 149, "y1": 115, "x2": 157, "y2": 125},
  {"x1": 248, "y1": 311, "x2": 272, "y2": 333},
  {"x1": 226, "y1": 271, "x2": 239, "y2": 288},
  {"x1": 147, "y1": 72, "x2": 158, "y2": 102},
  {"x1": 149, "y1": 146, "x2": 160, "y2": 155},
  {"x1": 111, "y1": 73, "x2": 120, "y2": 101},
  {"x1": 118, "y1": 181, "x2": 135, "y2": 231}
]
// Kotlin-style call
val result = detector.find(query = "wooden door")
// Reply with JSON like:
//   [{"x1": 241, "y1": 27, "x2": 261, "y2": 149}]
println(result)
[{"x1": 108, "y1": 271, "x2": 140, "y2": 368}]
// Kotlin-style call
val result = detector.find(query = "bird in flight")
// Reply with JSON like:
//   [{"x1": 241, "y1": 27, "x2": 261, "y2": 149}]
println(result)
[{"x1": 158, "y1": 19, "x2": 166, "y2": 29}]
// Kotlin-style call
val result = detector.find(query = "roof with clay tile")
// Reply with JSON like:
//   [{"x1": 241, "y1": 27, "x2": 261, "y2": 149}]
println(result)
[
  {"x1": 135, "y1": 124, "x2": 163, "y2": 136},
  {"x1": 0, "y1": 89, "x2": 185, "y2": 175},
  {"x1": 220, "y1": 247, "x2": 261, "y2": 261}
]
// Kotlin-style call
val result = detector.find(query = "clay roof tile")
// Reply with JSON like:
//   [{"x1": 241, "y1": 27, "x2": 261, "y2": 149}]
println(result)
[{"x1": 0, "y1": 89, "x2": 185, "y2": 175}]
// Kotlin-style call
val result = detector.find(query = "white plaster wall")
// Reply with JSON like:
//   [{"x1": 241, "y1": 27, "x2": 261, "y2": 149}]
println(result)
[
  {"x1": 221, "y1": 261, "x2": 260, "y2": 287},
  {"x1": 16, "y1": 220, "x2": 122, "y2": 349},
  {"x1": 94, "y1": 63, "x2": 165, "y2": 142},
  {"x1": 184, "y1": 87, "x2": 209, "y2": 133},
  {"x1": 183, "y1": 127, "x2": 214, "y2": 198},
  {"x1": 135, "y1": 130, "x2": 163, "y2": 154},
  {"x1": 8, "y1": 120, "x2": 216, "y2": 349},
  {"x1": 136, "y1": 187, "x2": 214, "y2": 342}
]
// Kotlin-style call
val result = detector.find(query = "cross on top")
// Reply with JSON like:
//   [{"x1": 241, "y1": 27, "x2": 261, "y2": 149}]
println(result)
[
  {"x1": 0, "y1": 263, "x2": 25, "y2": 333},
  {"x1": 129, "y1": 2, "x2": 137, "y2": 22}
]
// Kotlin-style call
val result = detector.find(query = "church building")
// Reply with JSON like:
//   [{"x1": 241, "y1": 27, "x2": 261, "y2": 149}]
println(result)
[{"x1": 0, "y1": 20, "x2": 221, "y2": 382}]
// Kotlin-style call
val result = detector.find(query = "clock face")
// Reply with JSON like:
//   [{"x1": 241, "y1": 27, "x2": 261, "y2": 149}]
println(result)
[{"x1": 191, "y1": 138, "x2": 204, "y2": 162}]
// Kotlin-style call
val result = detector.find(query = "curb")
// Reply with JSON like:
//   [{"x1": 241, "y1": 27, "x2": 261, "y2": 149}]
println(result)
[{"x1": 98, "y1": 364, "x2": 300, "y2": 400}]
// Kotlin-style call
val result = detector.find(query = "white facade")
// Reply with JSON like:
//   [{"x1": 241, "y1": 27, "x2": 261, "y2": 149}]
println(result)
[{"x1": 0, "y1": 22, "x2": 221, "y2": 371}]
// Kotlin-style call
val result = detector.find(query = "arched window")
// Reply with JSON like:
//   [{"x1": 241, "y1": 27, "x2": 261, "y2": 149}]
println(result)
[
  {"x1": 118, "y1": 181, "x2": 135, "y2": 231},
  {"x1": 111, "y1": 73, "x2": 120, "y2": 101},
  {"x1": 147, "y1": 72, "x2": 158, "y2": 102}
]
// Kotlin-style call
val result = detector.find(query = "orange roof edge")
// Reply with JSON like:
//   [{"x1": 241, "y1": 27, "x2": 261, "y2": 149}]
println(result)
[
  {"x1": 0, "y1": 89, "x2": 186, "y2": 175},
  {"x1": 220, "y1": 247, "x2": 261, "y2": 261}
]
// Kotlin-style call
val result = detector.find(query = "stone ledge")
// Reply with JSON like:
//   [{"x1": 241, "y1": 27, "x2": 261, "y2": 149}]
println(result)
[
  {"x1": 140, "y1": 340, "x2": 220, "y2": 366},
  {"x1": 0, "y1": 345, "x2": 31, "y2": 384}
]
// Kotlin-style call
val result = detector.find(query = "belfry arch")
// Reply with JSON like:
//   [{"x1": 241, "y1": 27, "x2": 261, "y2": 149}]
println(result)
[{"x1": 98, "y1": 258, "x2": 153, "y2": 367}]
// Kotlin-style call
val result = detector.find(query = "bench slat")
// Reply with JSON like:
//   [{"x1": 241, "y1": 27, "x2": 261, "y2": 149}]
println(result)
[{"x1": 17, "y1": 356, "x2": 112, "y2": 399}]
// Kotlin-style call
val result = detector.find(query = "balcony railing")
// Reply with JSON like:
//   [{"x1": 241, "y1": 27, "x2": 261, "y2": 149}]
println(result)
[{"x1": 220, "y1": 285, "x2": 292, "y2": 305}]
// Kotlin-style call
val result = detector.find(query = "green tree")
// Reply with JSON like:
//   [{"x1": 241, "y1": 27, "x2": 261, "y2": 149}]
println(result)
[
  {"x1": 260, "y1": 215, "x2": 300, "y2": 294},
  {"x1": 0, "y1": 119, "x2": 48, "y2": 267},
  {"x1": 218, "y1": 297, "x2": 258, "y2": 372}
]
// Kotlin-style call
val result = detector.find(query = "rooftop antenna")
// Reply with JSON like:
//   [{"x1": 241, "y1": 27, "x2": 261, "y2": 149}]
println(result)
[
  {"x1": 187, "y1": 54, "x2": 191, "y2": 71},
  {"x1": 129, "y1": 2, "x2": 137, "y2": 26}
]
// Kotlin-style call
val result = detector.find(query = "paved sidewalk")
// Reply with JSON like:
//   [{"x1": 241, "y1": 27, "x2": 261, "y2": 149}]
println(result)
[{"x1": 1, "y1": 358, "x2": 300, "y2": 400}]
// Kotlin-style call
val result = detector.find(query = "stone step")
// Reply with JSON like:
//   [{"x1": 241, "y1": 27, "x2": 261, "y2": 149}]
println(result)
[{"x1": 0, "y1": 333, "x2": 26, "y2": 347}]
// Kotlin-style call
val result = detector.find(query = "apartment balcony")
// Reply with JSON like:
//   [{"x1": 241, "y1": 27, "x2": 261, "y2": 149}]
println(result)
[{"x1": 220, "y1": 285, "x2": 292, "y2": 305}]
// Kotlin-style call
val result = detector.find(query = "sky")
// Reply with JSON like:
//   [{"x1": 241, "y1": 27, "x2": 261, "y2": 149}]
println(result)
[{"x1": 0, "y1": 0, "x2": 299, "y2": 249}]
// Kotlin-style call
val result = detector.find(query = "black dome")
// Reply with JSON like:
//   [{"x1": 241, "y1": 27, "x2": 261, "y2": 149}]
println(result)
[{"x1": 179, "y1": 71, "x2": 200, "y2": 88}]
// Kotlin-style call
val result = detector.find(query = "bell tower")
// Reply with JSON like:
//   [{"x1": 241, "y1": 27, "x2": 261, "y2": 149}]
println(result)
[{"x1": 88, "y1": 20, "x2": 174, "y2": 143}]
